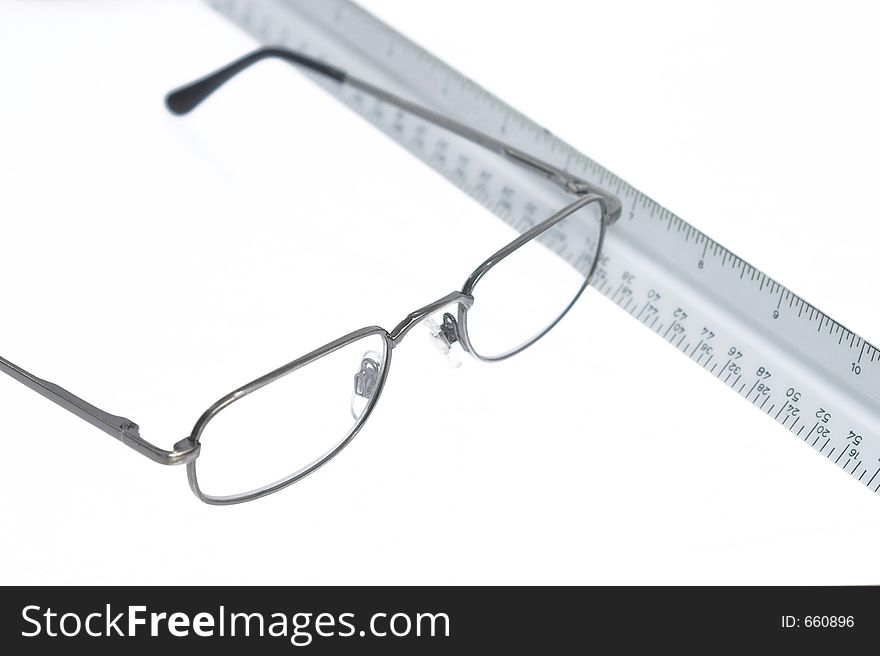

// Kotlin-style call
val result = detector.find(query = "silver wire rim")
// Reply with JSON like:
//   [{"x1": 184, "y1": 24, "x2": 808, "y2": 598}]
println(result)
[
  {"x1": 456, "y1": 194, "x2": 609, "y2": 362},
  {"x1": 186, "y1": 195, "x2": 610, "y2": 504},
  {"x1": 187, "y1": 327, "x2": 394, "y2": 505}
]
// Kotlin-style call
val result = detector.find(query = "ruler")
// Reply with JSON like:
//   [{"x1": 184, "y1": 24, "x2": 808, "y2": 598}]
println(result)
[{"x1": 206, "y1": 0, "x2": 880, "y2": 495}]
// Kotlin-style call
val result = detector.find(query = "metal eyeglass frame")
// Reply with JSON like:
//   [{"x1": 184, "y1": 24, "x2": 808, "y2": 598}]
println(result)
[{"x1": 0, "y1": 47, "x2": 621, "y2": 505}]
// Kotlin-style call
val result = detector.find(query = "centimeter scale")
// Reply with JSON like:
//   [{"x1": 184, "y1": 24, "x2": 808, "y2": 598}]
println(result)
[{"x1": 207, "y1": 0, "x2": 880, "y2": 495}]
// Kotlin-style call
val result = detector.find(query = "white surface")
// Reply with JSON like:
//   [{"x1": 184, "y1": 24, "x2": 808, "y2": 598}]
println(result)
[{"x1": 0, "y1": 0, "x2": 878, "y2": 584}]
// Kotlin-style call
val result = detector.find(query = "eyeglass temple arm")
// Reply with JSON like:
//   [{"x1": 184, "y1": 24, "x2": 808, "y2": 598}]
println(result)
[
  {"x1": 0, "y1": 355, "x2": 198, "y2": 465},
  {"x1": 165, "y1": 47, "x2": 621, "y2": 223}
]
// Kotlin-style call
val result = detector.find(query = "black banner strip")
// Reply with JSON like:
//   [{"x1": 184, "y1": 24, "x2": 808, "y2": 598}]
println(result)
[{"x1": 1, "y1": 586, "x2": 877, "y2": 652}]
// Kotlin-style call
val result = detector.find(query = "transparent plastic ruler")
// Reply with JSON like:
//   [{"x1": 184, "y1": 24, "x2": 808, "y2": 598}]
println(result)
[{"x1": 207, "y1": 0, "x2": 880, "y2": 494}]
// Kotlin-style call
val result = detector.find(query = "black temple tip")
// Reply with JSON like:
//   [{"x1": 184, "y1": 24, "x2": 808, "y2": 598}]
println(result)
[
  {"x1": 164, "y1": 47, "x2": 347, "y2": 116},
  {"x1": 165, "y1": 86, "x2": 201, "y2": 115}
]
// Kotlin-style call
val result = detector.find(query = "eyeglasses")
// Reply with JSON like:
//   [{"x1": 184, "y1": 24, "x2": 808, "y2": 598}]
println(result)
[{"x1": 0, "y1": 47, "x2": 621, "y2": 505}]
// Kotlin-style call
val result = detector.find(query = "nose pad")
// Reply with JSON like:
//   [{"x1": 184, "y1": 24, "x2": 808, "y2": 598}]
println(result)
[
  {"x1": 351, "y1": 350, "x2": 383, "y2": 421},
  {"x1": 422, "y1": 312, "x2": 462, "y2": 368}
]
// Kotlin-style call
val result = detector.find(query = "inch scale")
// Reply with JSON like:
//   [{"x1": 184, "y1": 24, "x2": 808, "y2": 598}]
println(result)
[{"x1": 207, "y1": 0, "x2": 880, "y2": 494}]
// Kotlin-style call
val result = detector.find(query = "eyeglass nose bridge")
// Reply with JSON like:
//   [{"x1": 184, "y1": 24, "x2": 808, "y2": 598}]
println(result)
[{"x1": 387, "y1": 291, "x2": 473, "y2": 348}]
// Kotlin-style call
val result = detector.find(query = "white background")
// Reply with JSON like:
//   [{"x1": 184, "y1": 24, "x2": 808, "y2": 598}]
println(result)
[{"x1": 1, "y1": 0, "x2": 878, "y2": 584}]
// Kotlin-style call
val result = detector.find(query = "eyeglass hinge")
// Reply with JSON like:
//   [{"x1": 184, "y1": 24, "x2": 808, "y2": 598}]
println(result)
[{"x1": 564, "y1": 180, "x2": 622, "y2": 223}]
